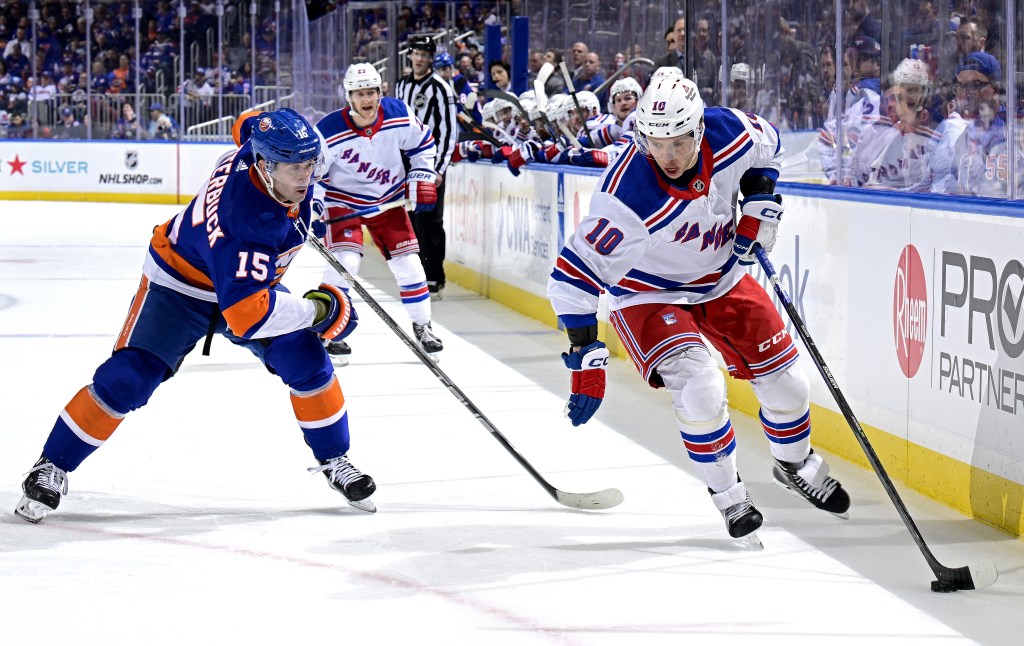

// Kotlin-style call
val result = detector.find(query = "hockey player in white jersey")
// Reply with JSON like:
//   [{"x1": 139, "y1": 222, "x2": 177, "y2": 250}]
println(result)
[
  {"x1": 547, "y1": 72, "x2": 850, "y2": 541},
  {"x1": 315, "y1": 63, "x2": 443, "y2": 360}
]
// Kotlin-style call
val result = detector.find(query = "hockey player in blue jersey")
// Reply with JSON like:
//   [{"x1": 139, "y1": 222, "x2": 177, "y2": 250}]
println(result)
[
  {"x1": 16, "y1": 108, "x2": 378, "y2": 523},
  {"x1": 547, "y1": 72, "x2": 850, "y2": 542}
]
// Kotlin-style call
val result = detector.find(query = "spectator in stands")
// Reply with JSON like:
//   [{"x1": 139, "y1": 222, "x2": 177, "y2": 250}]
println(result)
[
  {"x1": 4, "y1": 41, "x2": 29, "y2": 78},
  {"x1": 692, "y1": 18, "x2": 719, "y2": 105},
  {"x1": 6, "y1": 111, "x2": 30, "y2": 138},
  {"x1": 111, "y1": 102, "x2": 140, "y2": 140},
  {"x1": 576, "y1": 53, "x2": 606, "y2": 104},
  {"x1": 850, "y1": 0, "x2": 882, "y2": 41},
  {"x1": 489, "y1": 60, "x2": 511, "y2": 93},
  {"x1": 953, "y1": 52, "x2": 1006, "y2": 196},
  {"x1": 541, "y1": 48, "x2": 566, "y2": 95},
  {"x1": 53, "y1": 106, "x2": 83, "y2": 139},
  {"x1": 663, "y1": 28, "x2": 674, "y2": 55},
  {"x1": 147, "y1": 102, "x2": 177, "y2": 140},
  {"x1": 228, "y1": 33, "x2": 252, "y2": 71},
  {"x1": 3, "y1": 27, "x2": 29, "y2": 59},
  {"x1": 528, "y1": 49, "x2": 543, "y2": 83},
  {"x1": 569, "y1": 42, "x2": 588, "y2": 79},
  {"x1": 31, "y1": 70, "x2": 57, "y2": 103},
  {"x1": 655, "y1": 17, "x2": 686, "y2": 71}
]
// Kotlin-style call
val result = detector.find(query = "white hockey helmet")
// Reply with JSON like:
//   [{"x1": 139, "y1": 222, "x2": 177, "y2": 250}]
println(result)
[
  {"x1": 730, "y1": 62, "x2": 752, "y2": 84},
  {"x1": 490, "y1": 97, "x2": 514, "y2": 122},
  {"x1": 609, "y1": 77, "x2": 643, "y2": 103},
  {"x1": 576, "y1": 90, "x2": 601, "y2": 116},
  {"x1": 518, "y1": 89, "x2": 536, "y2": 103},
  {"x1": 634, "y1": 75, "x2": 705, "y2": 157},
  {"x1": 343, "y1": 63, "x2": 382, "y2": 103},
  {"x1": 481, "y1": 100, "x2": 497, "y2": 124},
  {"x1": 650, "y1": 66, "x2": 686, "y2": 82},
  {"x1": 893, "y1": 58, "x2": 930, "y2": 88}
]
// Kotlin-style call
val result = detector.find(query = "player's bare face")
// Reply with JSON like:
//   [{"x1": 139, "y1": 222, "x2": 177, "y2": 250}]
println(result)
[
  {"x1": 265, "y1": 159, "x2": 315, "y2": 204},
  {"x1": 613, "y1": 93, "x2": 637, "y2": 120},
  {"x1": 350, "y1": 88, "x2": 380, "y2": 125},
  {"x1": 648, "y1": 133, "x2": 698, "y2": 179}
]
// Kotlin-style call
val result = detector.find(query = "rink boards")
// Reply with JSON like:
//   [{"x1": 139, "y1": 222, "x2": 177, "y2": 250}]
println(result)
[
  {"x1": 1, "y1": 138, "x2": 1021, "y2": 538},
  {"x1": 444, "y1": 161, "x2": 1024, "y2": 539}
]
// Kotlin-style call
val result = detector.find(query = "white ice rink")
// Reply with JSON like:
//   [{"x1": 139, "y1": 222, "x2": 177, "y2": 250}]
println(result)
[{"x1": 1, "y1": 202, "x2": 1022, "y2": 645}]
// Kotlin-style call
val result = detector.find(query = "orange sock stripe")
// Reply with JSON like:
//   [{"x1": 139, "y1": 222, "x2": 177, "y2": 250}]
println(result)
[
  {"x1": 115, "y1": 275, "x2": 150, "y2": 351},
  {"x1": 65, "y1": 387, "x2": 123, "y2": 442},
  {"x1": 291, "y1": 376, "x2": 346, "y2": 427}
]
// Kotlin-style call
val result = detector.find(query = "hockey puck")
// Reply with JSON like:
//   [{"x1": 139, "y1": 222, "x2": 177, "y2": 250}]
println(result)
[{"x1": 931, "y1": 580, "x2": 959, "y2": 593}]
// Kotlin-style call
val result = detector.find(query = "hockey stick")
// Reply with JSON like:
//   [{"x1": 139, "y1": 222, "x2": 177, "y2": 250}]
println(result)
[
  {"x1": 533, "y1": 63, "x2": 580, "y2": 149},
  {"x1": 456, "y1": 111, "x2": 504, "y2": 148},
  {"x1": 559, "y1": 61, "x2": 596, "y2": 147},
  {"x1": 295, "y1": 218, "x2": 624, "y2": 511},
  {"x1": 322, "y1": 199, "x2": 411, "y2": 225},
  {"x1": 753, "y1": 245, "x2": 997, "y2": 592},
  {"x1": 594, "y1": 58, "x2": 656, "y2": 97}
]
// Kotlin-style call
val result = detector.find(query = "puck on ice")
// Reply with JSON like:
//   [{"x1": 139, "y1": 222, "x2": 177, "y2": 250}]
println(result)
[{"x1": 931, "y1": 580, "x2": 958, "y2": 593}]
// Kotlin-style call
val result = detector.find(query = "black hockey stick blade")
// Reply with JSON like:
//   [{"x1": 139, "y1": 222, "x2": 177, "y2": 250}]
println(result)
[
  {"x1": 295, "y1": 218, "x2": 624, "y2": 511},
  {"x1": 754, "y1": 246, "x2": 998, "y2": 592},
  {"x1": 931, "y1": 560, "x2": 998, "y2": 592}
]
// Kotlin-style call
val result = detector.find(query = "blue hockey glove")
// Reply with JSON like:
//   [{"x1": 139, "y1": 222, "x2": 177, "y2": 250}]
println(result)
[
  {"x1": 304, "y1": 284, "x2": 358, "y2": 341},
  {"x1": 560, "y1": 340, "x2": 609, "y2": 426},
  {"x1": 734, "y1": 194, "x2": 783, "y2": 265}
]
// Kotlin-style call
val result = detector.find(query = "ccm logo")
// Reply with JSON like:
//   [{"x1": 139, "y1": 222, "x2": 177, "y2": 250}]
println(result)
[
  {"x1": 588, "y1": 356, "x2": 609, "y2": 368},
  {"x1": 760, "y1": 207, "x2": 783, "y2": 220},
  {"x1": 757, "y1": 329, "x2": 789, "y2": 352}
]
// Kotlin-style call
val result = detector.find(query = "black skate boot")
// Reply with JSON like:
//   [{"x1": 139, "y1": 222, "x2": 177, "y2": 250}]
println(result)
[
  {"x1": 324, "y1": 339, "x2": 352, "y2": 366},
  {"x1": 15, "y1": 455, "x2": 68, "y2": 523},
  {"x1": 412, "y1": 322, "x2": 443, "y2": 360},
  {"x1": 710, "y1": 480, "x2": 763, "y2": 546},
  {"x1": 428, "y1": 282, "x2": 444, "y2": 301},
  {"x1": 310, "y1": 454, "x2": 377, "y2": 513},
  {"x1": 773, "y1": 450, "x2": 850, "y2": 518}
]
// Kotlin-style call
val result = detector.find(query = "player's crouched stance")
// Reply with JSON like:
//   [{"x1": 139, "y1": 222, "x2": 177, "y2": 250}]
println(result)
[
  {"x1": 16, "y1": 108, "x2": 377, "y2": 523},
  {"x1": 547, "y1": 72, "x2": 849, "y2": 545}
]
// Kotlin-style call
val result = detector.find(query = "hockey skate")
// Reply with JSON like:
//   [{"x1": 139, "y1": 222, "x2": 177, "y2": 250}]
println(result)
[
  {"x1": 428, "y1": 282, "x2": 444, "y2": 301},
  {"x1": 15, "y1": 455, "x2": 68, "y2": 523},
  {"x1": 710, "y1": 480, "x2": 764, "y2": 548},
  {"x1": 413, "y1": 321, "x2": 443, "y2": 361},
  {"x1": 310, "y1": 454, "x2": 377, "y2": 513},
  {"x1": 325, "y1": 339, "x2": 352, "y2": 366},
  {"x1": 772, "y1": 450, "x2": 850, "y2": 518}
]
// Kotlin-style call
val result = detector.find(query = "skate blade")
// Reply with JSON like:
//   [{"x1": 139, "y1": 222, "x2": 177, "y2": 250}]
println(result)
[
  {"x1": 743, "y1": 532, "x2": 764, "y2": 550},
  {"x1": 14, "y1": 497, "x2": 50, "y2": 523},
  {"x1": 422, "y1": 350, "x2": 440, "y2": 364},
  {"x1": 347, "y1": 497, "x2": 376, "y2": 513},
  {"x1": 328, "y1": 355, "x2": 350, "y2": 367}
]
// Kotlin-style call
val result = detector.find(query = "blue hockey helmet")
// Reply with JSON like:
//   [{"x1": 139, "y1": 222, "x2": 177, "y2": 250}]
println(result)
[
  {"x1": 249, "y1": 108, "x2": 322, "y2": 204},
  {"x1": 433, "y1": 52, "x2": 454, "y2": 69},
  {"x1": 249, "y1": 108, "x2": 321, "y2": 166}
]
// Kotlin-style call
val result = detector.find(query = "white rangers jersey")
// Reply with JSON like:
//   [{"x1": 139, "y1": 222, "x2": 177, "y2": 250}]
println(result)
[
  {"x1": 316, "y1": 97, "x2": 436, "y2": 213},
  {"x1": 548, "y1": 107, "x2": 782, "y2": 327}
]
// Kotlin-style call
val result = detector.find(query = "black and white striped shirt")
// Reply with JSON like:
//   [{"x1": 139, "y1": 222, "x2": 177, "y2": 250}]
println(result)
[{"x1": 395, "y1": 71, "x2": 460, "y2": 175}]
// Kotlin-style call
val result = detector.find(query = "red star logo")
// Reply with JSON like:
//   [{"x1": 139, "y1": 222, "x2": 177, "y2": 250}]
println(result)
[{"x1": 7, "y1": 154, "x2": 26, "y2": 175}]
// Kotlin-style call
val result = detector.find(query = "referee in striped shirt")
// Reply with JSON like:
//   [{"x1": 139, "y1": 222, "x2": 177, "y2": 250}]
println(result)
[{"x1": 396, "y1": 36, "x2": 459, "y2": 300}]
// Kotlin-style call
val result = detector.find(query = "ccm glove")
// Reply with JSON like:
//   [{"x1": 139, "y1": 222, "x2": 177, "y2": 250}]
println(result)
[
  {"x1": 560, "y1": 340, "x2": 609, "y2": 426},
  {"x1": 304, "y1": 284, "x2": 358, "y2": 341},
  {"x1": 406, "y1": 169, "x2": 438, "y2": 214},
  {"x1": 733, "y1": 193, "x2": 784, "y2": 265}
]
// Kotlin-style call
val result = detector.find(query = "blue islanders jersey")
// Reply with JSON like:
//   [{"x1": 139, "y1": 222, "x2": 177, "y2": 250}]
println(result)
[
  {"x1": 143, "y1": 142, "x2": 318, "y2": 339},
  {"x1": 548, "y1": 106, "x2": 783, "y2": 327}
]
